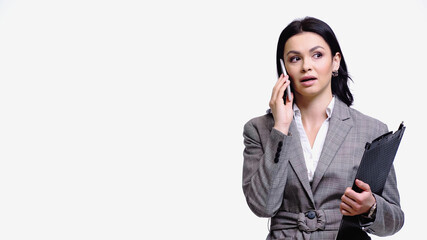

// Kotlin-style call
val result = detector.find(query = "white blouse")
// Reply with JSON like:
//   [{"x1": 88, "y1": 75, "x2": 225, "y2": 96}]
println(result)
[{"x1": 293, "y1": 97, "x2": 335, "y2": 182}]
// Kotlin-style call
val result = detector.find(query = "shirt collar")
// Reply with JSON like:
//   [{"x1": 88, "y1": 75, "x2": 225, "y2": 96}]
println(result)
[{"x1": 294, "y1": 96, "x2": 335, "y2": 119}]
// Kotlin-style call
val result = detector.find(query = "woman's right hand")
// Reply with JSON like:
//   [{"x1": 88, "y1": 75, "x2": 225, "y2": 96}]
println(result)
[{"x1": 269, "y1": 74, "x2": 294, "y2": 134}]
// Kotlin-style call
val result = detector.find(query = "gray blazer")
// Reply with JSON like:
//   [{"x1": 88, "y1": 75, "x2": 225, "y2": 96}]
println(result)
[{"x1": 242, "y1": 99, "x2": 404, "y2": 240}]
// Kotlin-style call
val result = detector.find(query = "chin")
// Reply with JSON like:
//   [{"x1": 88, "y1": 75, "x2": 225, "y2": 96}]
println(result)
[{"x1": 296, "y1": 88, "x2": 331, "y2": 99}]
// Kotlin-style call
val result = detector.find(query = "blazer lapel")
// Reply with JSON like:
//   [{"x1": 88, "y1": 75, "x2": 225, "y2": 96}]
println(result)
[
  {"x1": 288, "y1": 121, "x2": 315, "y2": 205},
  {"x1": 266, "y1": 111, "x2": 315, "y2": 205},
  {"x1": 311, "y1": 100, "x2": 354, "y2": 192}
]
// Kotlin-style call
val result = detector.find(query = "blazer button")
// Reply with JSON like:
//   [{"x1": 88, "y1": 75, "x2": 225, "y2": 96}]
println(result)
[
  {"x1": 274, "y1": 151, "x2": 280, "y2": 163},
  {"x1": 277, "y1": 141, "x2": 283, "y2": 151},
  {"x1": 306, "y1": 211, "x2": 316, "y2": 219}
]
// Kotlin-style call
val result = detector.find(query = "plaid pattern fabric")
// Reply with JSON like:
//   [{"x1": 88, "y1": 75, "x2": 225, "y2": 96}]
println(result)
[{"x1": 242, "y1": 99, "x2": 404, "y2": 240}]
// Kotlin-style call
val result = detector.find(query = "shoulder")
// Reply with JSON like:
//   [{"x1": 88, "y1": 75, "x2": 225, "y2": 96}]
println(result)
[
  {"x1": 347, "y1": 106, "x2": 389, "y2": 139},
  {"x1": 348, "y1": 107, "x2": 387, "y2": 129},
  {"x1": 244, "y1": 113, "x2": 274, "y2": 133},
  {"x1": 333, "y1": 99, "x2": 388, "y2": 140}
]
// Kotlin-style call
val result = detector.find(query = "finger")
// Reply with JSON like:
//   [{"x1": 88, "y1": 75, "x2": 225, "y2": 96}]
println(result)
[
  {"x1": 275, "y1": 77, "x2": 290, "y2": 102},
  {"x1": 275, "y1": 74, "x2": 285, "y2": 87},
  {"x1": 355, "y1": 179, "x2": 371, "y2": 192},
  {"x1": 271, "y1": 74, "x2": 286, "y2": 100},
  {"x1": 285, "y1": 87, "x2": 294, "y2": 104},
  {"x1": 341, "y1": 192, "x2": 357, "y2": 207},
  {"x1": 342, "y1": 193, "x2": 367, "y2": 214},
  {"x1": 341, "y1": 209, "x2": 351, "y2": 216},
  {"x1": 343, "y1": 187, "x2": 361, "y2": 203},
  {"x1": 340, "y1": 202, "x2": 354, "y2": 216}
]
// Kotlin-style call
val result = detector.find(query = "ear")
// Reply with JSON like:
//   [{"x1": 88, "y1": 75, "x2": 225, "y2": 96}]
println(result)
[{"x1": 332, "y1": 52, "x2": 341, "y2": 72}]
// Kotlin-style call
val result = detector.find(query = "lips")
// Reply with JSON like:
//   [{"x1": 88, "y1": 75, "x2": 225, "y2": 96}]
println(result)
[
  {"x1": 299, "y1": 75, "x2": 317, "y2": 87},
  {"x1": 300, "y1": 76, "x2": 317, "y2": 82}
]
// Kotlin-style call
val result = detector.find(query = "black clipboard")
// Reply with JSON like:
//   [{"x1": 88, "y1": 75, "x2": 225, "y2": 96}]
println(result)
[{"x1": 336, "y1": 122, "x2": 406, "y2": 240}]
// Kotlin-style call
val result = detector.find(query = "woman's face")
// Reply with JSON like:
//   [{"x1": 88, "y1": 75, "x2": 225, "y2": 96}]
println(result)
[{"x1": 283, "y1": 32, "x2": 341, "y2": 100}]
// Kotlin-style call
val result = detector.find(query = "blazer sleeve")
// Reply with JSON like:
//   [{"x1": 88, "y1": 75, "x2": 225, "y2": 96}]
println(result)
[
  {"x1": 242, "y1": 118, "x2": 292, "y2": 217},
  {"x1": 364, "y1": 124, "x2": 405, "y2": 236}
]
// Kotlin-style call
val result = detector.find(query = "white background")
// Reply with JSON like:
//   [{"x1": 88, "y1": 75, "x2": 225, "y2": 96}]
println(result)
[{"x1": 0, "y1": 0, "x2": 425, "y2": 239}]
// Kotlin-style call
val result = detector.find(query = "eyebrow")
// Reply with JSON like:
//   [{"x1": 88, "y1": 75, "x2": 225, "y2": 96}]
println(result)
[{"x1": 286, "y1": 46, "x2": 325, "y2": 56}]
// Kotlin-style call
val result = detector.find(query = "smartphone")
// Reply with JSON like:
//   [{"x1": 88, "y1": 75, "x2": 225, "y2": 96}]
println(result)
[{"x1": 280, "y1": 59, "x2": 292, "y2": 104}]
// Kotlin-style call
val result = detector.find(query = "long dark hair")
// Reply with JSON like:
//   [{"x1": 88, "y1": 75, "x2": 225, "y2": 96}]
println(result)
[{"x1": 276, "y1": 17, "x2": 353, "y2": 106}]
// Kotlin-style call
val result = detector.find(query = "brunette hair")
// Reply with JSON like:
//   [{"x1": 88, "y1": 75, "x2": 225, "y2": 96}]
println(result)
[{"x1": 276, "y1": 17, "x2": 353, "y2": 106}]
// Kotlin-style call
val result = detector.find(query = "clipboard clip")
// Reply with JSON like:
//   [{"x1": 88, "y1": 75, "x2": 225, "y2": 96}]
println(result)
[
  {"x1": 372, "y1": 131, "x2": 392, "y2": 144},
  {"x1": 398, "y1": 121, "x2": 405, "y2": 130},
  {"x1": 365, "y1": 121, "x2": 405, "y2": 150}
]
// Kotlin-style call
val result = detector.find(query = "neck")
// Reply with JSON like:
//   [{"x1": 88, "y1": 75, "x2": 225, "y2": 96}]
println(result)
[{"x1": 295, "y1": 93, "x2": 333, "y2": 122}]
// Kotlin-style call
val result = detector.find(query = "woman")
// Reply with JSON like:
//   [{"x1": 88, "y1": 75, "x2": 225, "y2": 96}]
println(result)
[{"x1": 242, "y1": 17, "x2": 404, "y2": 240}]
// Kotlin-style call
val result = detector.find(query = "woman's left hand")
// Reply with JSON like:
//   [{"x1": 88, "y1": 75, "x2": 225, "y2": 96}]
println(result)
[{"x1": 340, "y1": 179, "x2": 376, "y2": 216}]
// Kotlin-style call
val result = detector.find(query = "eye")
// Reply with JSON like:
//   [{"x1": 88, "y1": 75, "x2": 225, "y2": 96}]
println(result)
[
  {"x1": 289, "y1": 56, "x2": 300, "y2": 63},
  {"x1": 313, "y1": 52, "x2": 323, "y2": 58}
]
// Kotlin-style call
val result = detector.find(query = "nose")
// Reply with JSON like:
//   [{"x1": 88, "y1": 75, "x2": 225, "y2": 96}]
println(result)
[{"x1": 301, "y1": 59, "x2": 312, "y2": 73}]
